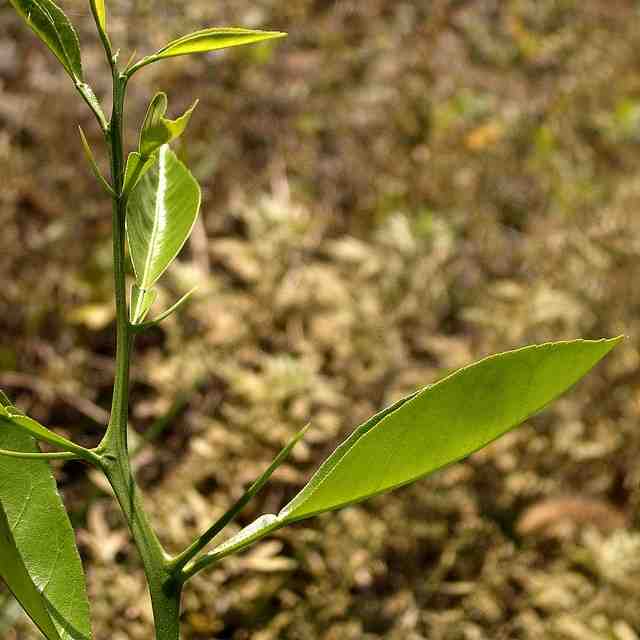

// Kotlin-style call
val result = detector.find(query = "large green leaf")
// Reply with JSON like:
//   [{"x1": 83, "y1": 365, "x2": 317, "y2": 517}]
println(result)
[
  {"x1": 202, "y1": 338, "x2": 620, "y2": 562},
  {"x1": 127, "y1": 28, "x2": 286, "y2": 74},
  {"x1": 0, "y1": 421, "x2": 92, "y2": 639},
  {"x1": 139, "y1": 92, "x2": 198, "y2": 158},
  {"x1": 126, "y1": 145, "x2": 201, "y2": 290},
  {"x1": 9, "y1": 0, "x2": 83, "y2": 80}
]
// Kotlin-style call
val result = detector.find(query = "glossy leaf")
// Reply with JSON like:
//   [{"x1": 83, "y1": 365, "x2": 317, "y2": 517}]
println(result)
[
  {"x1": 126, "y1": 145, "x2": 201, "y2": 290},
  {"x1": 199, "y1": 338, "x2": 620, "y2": 565},
  {"x1": 139, "y1": 92, "x2": 198, "y2": 158},
  {"x1": 130, "y1": 284, "x2": 157, "y2": 325},
  {"x1": 0, "y1": 420, "x2": 92, "y2": 640},
  {"x1": 9, "y1": 0, "x2": 83, "y2": 80},
  {"x1": 127, "y1": 28, "x2": 286, "y2": 74}
]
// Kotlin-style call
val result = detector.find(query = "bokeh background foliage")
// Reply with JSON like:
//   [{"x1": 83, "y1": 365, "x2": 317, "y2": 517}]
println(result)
[{"x1": 0, "y1": 1, "x2": 639, "y2": 638}]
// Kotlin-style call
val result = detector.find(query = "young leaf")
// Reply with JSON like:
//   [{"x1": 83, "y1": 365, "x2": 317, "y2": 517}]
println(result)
[
  {"x1": 78, "y1": 126, "x2": 115, "y2": 196},
  {"x1": 139, "y1": 92, "x2": 198, "y2": 158},
  {"x1": 9, "y1": 0, "x2": 83, "y2": 80},
  {"x1": 188, "y1": 338, "x2": 621, "y2": 571},
  {"x1": 127, "y1": 28, "x2": 286, "y2": 75},
  {"x1": 126, "y1": 145, "x2": 201, "y2": 290},
  {"x1": 122, "y1": 152, "x2": 155, "y2": 197},
  {"x1": 0, "y1": 420, "x2": 92, "y2": 640},
  {"x1": 134, "y1": 286, "x2": 198, "y2": 331},
  {"x1": 130, "y1": 284, "x2": 157, "y2": 325},
  {"x1": 89, "y1": 0, "x2": 106, "y2": 33}
]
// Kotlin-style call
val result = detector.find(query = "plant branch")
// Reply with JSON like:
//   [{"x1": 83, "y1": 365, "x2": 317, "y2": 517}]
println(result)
[
  {"x1": 93, "y1": 68, "x2": 182, "y2": 640},
  {"x1": 171, "y1": 424, "x2": 309, "y2": 578}
]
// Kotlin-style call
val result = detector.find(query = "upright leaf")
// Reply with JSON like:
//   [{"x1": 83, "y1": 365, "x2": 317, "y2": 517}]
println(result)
[
  {"x1": 130, "y1": 284, "x2": 157, "y2": 325},
  {"x1": 198, "y1": 338, "x2": 621, "y2": 564},
  {"x1": 127, "y1": 28, "x2": 286, "y2": 74},
  {"x1": 139, "y1": 92, "x2": 198, "y2": 158},
  {"x1": 9, "y1": 0, "x2": 83, "y2": 80},
  {"x1": 122, "y1": 152, "x2": 155, "y2": 197},
  {"x1": 89, "y1": 0, "x2": 106, "y2": 33},
  {"x1": 0, "y1": 420, "x2": 92, "y2": 639},
  {"x1": 126, "y1": 145, "x2": 201, "y2": 289}
]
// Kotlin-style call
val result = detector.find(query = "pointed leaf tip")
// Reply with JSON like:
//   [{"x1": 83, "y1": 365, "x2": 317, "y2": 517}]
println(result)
[
  {"x1": 188, "y1": 338, "x2": 620, "y2": 573},
  {"x1": 139, "y1": 92, "x2": 198, "y2": 157},
  {"x1": 279, "y1": 337, "x2": 621, "y2": 522},
  {"x1": 127, "y1": 27, "x2": 287, "y2": 75}
]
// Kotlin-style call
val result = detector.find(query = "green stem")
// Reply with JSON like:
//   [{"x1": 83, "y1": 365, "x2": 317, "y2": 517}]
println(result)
[
  {"x1": 170, "y1": 424, "x2": 309, "y2": 577},
  {"x1": 96, "y1": 70, "x2": 182, "y2": 640}
]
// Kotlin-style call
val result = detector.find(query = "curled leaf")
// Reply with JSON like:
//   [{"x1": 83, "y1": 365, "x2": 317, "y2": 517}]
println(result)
[{"x1": 139, "y1": 92, "x2": 198, "y2": 158}]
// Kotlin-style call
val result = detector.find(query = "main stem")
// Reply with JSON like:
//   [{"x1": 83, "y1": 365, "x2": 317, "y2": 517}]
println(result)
[{"x1": 97, "y1": 70, "x2": 182, "y2": 640}]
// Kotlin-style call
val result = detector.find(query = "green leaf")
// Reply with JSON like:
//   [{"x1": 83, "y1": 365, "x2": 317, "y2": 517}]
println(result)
[
  {"x1": 89, "y1": 0, "x2": 106, "y2": 33},
  {"x1": 0, "y1": 421, "x2": 92, "y2": 640},
  {"x1": 127, "y1": 28, "x2": 286, "y2": 75},
  {"x1": 126, "y1": 145, "x2": 201, "y2": 290},
  {"x1": 280, "y1": 338, "x2": 621, "y2": 521},
  {"x1": 9, "y1": 0, "x2": 83, "y2": 80},
  {"x1": 0, "y1": 507, "x2": 61, "y2": 640},
  {"x1": 200, "y1": 338, "x2": 621, "y2": 564},
  {"x1": 122, "y1": 152, "x2": 155, "y2": 197},
  {"x1": 78, "y1": 126, "x2": 114, "y2": 196},
  {"x1": 130, "y1": 284, "x2": 157, "y2": 325},
  {"x1": 141, "y1": 286, "x2": 198, "y2": 329},
  {"x1": 139, "y1": 92, "x2": 198, "y2": 158}
]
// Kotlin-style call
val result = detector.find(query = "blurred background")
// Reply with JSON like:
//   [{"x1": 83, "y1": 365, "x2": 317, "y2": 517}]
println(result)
[{"x1": 1, "y1": 1, "x2": 640, "y2": 638}]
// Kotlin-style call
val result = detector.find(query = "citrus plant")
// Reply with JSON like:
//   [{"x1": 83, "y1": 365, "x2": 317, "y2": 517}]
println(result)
[{"x1": 0, "y1": 2, "x2": 622, "y2": 639}]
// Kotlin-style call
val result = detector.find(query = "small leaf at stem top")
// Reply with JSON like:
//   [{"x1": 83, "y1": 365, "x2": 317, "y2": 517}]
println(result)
[
  {"x1": 127, "y1": 27, "x2": 286, "y2": 75},
  {"x1": 139, "y1": 92, "x2": 198, "y2": 158}
]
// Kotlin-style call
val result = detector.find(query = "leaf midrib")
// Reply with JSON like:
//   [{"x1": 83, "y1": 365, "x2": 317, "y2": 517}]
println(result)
[{"x1": 140, "y1": 145, "x2": 168, "y2": 289}]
